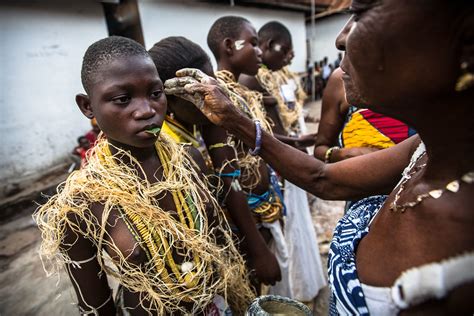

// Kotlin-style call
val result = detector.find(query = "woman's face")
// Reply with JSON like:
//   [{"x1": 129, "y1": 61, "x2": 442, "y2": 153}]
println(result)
[{"x1": 336, "y1": 0, "x2": 459, "y2": 116}]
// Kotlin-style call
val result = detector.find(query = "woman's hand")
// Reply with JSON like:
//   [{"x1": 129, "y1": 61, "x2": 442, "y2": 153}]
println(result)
[{"x1": 164, "y1": 68, "x2": 241, "y2": 127}]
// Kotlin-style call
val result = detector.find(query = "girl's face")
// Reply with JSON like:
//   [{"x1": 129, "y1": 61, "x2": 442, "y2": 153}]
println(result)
[
  {"x1": 87, "y1": 56, "x2": 167, "y2": 149},
  {"x1": 262, "y1": 39, "x2": 292, "y2": 71},
  {"x1": 231, "y1": 22, "x2": 263, "y2": 76}
]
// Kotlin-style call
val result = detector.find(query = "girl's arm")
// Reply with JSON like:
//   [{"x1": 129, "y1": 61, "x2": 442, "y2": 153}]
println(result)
[
  {"x1": 202, "y1": 124, "x2": 281, "y2": 285},
  {"x1": 62, "y1": 214, "x2": 115, "y2": 315}
]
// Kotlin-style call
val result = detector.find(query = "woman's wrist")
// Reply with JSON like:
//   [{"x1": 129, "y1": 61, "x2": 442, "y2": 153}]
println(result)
[
  {"x1": 248, "y1": 120, "x2": 262, "y2": 156},
  {"x1": 225, "y1": 114, "x2": 257, "y2": 149}
]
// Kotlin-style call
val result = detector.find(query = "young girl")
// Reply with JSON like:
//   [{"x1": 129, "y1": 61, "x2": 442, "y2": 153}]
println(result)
[
  {"x1": 148, "y1": 36, "x2": 281, "y2": 287},
  {"x1": 34, "y1": 36, "x2": 253, "y2": 315}
]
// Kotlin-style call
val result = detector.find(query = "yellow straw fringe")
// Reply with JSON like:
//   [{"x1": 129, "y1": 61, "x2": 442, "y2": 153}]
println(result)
[
  {"x1": 257, "y1": 66, "x2": 304, "y2": 133},
  {"x1": 34, "y1": 135, "x2": 254, "y2": 315},
  {"x1": 215, "y1": 70, "x2": 273, "y2": 191}
]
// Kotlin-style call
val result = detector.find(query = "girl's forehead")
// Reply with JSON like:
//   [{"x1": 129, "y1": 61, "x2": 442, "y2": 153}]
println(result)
[
  {"x1": 239, "y1": 22, "x2": 257, "y2": 38},
  {"x1": 90, "y1": 57, "x2": 160, "y2": 92},
  {"x1": 100, "y1": 56, "x2": 157, "y2": 76}
]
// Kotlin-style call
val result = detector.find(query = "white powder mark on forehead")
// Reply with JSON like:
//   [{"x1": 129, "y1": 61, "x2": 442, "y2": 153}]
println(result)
[{"x1": 234, "y1": 40, "x2": 245, "y2": 50}]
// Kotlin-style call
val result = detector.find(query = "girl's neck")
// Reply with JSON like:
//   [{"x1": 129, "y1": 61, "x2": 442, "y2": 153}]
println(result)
[
  {"x1": 217, "y1": 61, "x2": 239, "y2": 81},
  {"x1": 109, "y1": 140, "x2": 163, "y2": 183},
  {"x1": 108, "y1": 140, "x2": 157, "y2": 162}
]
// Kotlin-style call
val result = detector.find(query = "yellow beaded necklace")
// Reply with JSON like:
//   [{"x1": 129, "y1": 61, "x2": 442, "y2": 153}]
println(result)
[{"x1": 35, "y1": 136, "x2": 255, "y2": 314}]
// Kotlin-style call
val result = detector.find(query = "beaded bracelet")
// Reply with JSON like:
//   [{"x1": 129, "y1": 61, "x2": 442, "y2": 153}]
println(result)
[
  {"x1": 324, "y1": 146, "x2": 339, "y2": 163},
  {"x1": 216, "y1": 170, "x2": 241, "y2": 178},
  {"x1": 249, "y1": 119, "x2": 262, "y2": 156}
]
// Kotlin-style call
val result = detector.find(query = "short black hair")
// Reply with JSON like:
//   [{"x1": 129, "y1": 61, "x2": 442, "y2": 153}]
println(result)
[
  {"x1": 258, "y1": 21, "x2": 292, "y2": 46},
  {"x1": 81, "y1": 36, "x2": 149, "y2": 94},
  {"x1": 207, "y1": 16, "x2": 250, "y2": 60},
  {"x1": 148, "y1": 36, "x2": 211, "y2": 82}
]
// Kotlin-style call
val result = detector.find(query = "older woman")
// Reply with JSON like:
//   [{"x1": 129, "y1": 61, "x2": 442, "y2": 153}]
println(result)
[{"x1": 165, "y1": 1, "x2": 474, "y2": 314}]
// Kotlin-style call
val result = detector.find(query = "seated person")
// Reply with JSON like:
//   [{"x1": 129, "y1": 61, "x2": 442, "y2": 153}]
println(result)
[
  {"x1": 71, "y1": 135, "x2": 91, "y2": 169},
  {"x1": 314, "y1": 67, "x2": 416, "y2": 164}
]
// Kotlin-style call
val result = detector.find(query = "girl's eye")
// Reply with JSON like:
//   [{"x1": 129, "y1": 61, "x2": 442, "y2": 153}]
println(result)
[
  {"x1": 112, "y1": 95, "x2": 130, "y2": 105},
  {"x1": 151, "y1": 90, "x2": 163, "y2": 98}
]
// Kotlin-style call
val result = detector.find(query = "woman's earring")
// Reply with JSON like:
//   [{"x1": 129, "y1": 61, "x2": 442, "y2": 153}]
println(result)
[{"x1": 455, "y1": 62, "x2": 474, "y2": 92}]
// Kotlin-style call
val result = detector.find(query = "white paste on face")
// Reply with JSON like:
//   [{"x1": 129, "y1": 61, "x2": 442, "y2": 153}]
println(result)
[
  {"x1": 273, "y1": 43, "x2": 282, "y2": 52},
  {"x1": 234, "y1": 40, "x2": 245, "y2": 50}
]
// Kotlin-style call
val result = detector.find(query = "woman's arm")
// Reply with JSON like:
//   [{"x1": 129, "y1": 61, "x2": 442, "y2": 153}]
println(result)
[
  {"x1": 164, "y1": 69, "x2": 418, "y2": 201},
  {"x1": 62, "y1": 214, "x2": 116, "y2": 315},
  {"x1": 225, "y1": 116, "x2": 418, "y2": 200}
]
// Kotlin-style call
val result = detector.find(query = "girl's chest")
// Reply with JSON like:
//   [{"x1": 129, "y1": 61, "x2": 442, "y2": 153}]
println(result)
[{"x1": 93, "y1": 193, "x2": 188, "y2": 267}]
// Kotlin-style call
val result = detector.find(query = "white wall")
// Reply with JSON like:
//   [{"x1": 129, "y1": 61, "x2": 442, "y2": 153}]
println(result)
[
  {"x1": 0, "y1": 0, "x2": 107, "y2": 195},
  {"x1": 0, "y1": 0, "x2": 306, "y2": 196},
  {"x1": 140, "y1": 0, "x2": 307, "y2": 72},
  {"x1": 306, "y1": 13, "x2": 349, "y2": 65}
]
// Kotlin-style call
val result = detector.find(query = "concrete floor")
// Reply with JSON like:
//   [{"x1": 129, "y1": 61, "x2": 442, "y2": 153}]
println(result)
[{"x1": 0, "y1": 100, "x2": 345, "y2": 315}]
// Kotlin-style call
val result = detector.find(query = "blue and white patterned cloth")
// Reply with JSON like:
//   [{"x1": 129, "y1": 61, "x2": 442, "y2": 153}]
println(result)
[{"x1": 328, "y1": 195, "x2": 388, "y2": 316}]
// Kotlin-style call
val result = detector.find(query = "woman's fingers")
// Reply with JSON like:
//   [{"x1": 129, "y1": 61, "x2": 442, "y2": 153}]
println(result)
[
  {"x1": 163, "y1": 87, "x2": 186, "y2": 95},
  {"x1": 176, "y1": 68, "x2": 218, "y2": 85},
  {"x1": 183, "y1": 82, "x2": 209, "y2": 95},
  {"x1": 165, "y1": 74, "x2": 237, "y2": 126},
  {"x1": 164, "y1": 76, "x2": 198, "y2": 89},
  {"x1": 176, "y1": 68, "x2": 206, "y2": 82}
]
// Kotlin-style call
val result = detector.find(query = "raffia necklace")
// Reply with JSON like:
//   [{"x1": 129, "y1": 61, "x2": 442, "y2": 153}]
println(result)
[
  {"x1": 215, "y1": 70, "x2": 272, "y2": 133},
  {"x1": 256, "y1": 66, "x2": 300, "y2": 131},
  {"x1": 390, "y1": 150, "x2": 474, "y2": 212}
]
